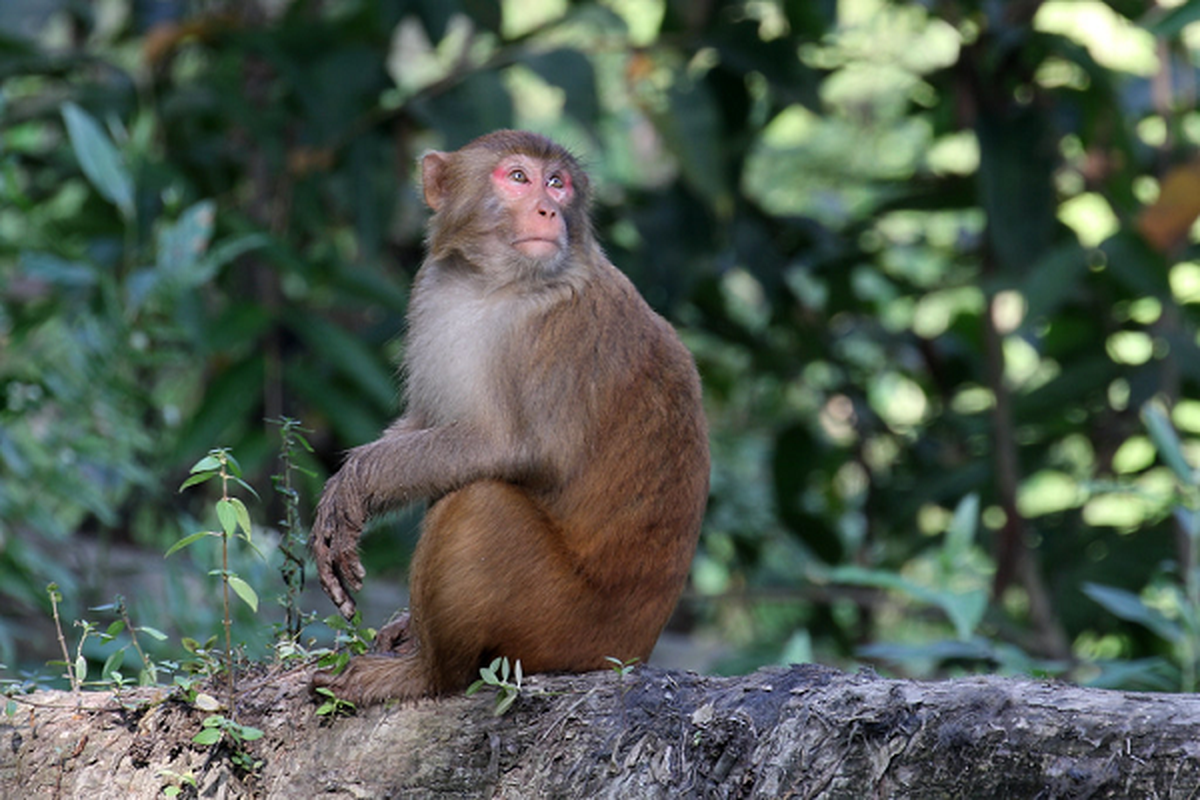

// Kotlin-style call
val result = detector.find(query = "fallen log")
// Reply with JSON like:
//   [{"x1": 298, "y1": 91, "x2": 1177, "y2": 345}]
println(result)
[{"x1": 3, "y1": 663, "x2": 1199, "y2": 798}]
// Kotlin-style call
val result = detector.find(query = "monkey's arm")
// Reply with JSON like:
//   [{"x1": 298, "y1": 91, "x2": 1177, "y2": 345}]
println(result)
[{"x1": 311, "y1": 420, "x2": 538, "y2": 618}]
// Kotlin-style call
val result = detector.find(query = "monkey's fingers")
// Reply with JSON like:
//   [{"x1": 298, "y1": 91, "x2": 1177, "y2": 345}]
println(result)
[
  {"x1": 315, "y1": 556, "x2": 360, "y2": 619},
  {"x1": 332, "y1": 546, "x2": 366, "y2": 617}
]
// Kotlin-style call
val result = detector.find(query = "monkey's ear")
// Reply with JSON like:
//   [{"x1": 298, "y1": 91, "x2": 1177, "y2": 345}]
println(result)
[{"x1": 421, "y1": 151, "x2": 451, "y2": 211}]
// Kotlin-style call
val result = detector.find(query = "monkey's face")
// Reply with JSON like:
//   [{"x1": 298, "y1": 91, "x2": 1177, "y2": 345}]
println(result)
[
  {"x1": 421, "y1": 131, "x2": 594, "y2": 278},
  {"x1": 490, "y1": 155, "x2": 573, "y2": 261}
]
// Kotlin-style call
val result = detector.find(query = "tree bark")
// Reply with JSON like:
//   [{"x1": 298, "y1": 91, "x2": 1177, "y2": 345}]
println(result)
[{"x1": 3, "y1": 663, "x2": 1200, "y2": 798}]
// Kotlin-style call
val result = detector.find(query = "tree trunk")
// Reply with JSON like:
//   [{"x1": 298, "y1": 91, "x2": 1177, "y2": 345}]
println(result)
[{"x1": 3, "y1": 663, "x2": 1199, "y2": 798}]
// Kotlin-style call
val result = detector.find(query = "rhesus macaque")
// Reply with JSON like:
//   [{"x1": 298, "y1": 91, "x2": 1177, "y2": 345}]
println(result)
[{"x1": 310, "y1": 130, "x2": 709, "y2": 705}]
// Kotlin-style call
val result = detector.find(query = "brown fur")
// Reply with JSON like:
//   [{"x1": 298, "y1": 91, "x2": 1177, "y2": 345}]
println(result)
[{"x1": 310, "y1": 130, "x2": 709, "y2": 704}]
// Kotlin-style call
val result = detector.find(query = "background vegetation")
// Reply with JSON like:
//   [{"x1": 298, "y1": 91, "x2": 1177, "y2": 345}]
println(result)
[{"x1": 4, "y1": 0, "x2": 1200, "y2": 693}]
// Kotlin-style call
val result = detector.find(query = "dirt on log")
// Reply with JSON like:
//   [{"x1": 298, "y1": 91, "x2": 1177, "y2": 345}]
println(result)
[{"x1": 3, "y1": 662, "x2": 1200, "y2": 798}]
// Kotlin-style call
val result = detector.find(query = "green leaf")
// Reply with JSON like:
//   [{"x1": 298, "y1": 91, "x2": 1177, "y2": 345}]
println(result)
[
  {"x1": 828, "y1": 565, "x2": 984, "y2": 640},
  {"x1": 178, "y1": 472, "x2": 218, "y2": 493},
  {"x1": 523, "y1": 49, "x2": 598, "y2": 124},
  {"x1": 75, "y1": 654, "x2": 87, "y2": 684},
  {"x1": 190, "y1": 455, "x2": 223, "y2": 474},
  {"x1": 287, "y1": 313, "x2": 399, "y2": 416},
  {"x1": 233, "y1": 477, "x2": 261, "y2": 502},
  {"x1": 1083, "y1": 582, "x2": 1182, "y2": 643},
  {"x1": 1142, "y1": 403, "x2": 1195, "y2": 485},
  {"x1": 944, "y1": 493, "x2": 979, "y2": 559},
  {"x1": 237, "y1": 724, "x2": 264, "y2": 741},
  {"x1": 157, "y1": 200, "x2": 215, "y2": 278},
  {"x1": 1143, "y1": 0, "x2": 1200, "y2": 38},
  {"x1": 224, "y1": 452, "x2": 244, "y2": 478},
  {"x1": 654, "y1": 75, "x2": 731, "y2": 216},
  {"x1": 228, "y1": 575, "x2": 259, "y2": 612},
  {"x1": 199, "y1": 233, "x2": 270, "y2": 277},
  {"x1": 61, "y1": 102, "x2": 134, "y2": 218},
  {"x1": 138, "y1": 625, "x2": 168, "y2": 641},
  {"x1": 216, "y1": 498, "x2": 238, "y2": 537},
  {"x1": 101, "y1": 648, "x2": 125, "y2": 681},
  {"x1": 230, "y1": 498, "x2": 253, "y2": 538},
  {"x1": 104, "y1": 620, "x2": 126, "y2": 639},
  {"x1": 165, "y1": 531, "x2": 212, "y2": 557},
  {"x1": 1019, "y1": 244, "x2": 1089, "y2": 324},
  {"x1": 192, "y1": 728, "x2": 222, "y2": 746},
  {"x1": 494, "y1": 691, "x2": 517, "y2": 716}
]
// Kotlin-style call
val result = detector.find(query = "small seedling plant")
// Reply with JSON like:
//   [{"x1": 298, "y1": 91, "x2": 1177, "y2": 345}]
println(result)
[
  {"x1": 269, "y1": 416, "x2": 316, "y2": 640},
  {"x1": 313, "y1": 686, "x2": 357, "y2": 718},
  {"x1": 172, "y1": 449, "x2": 261, "y2": 712},
  {"x1": 467, "y1": 656, "x2": 524, "y2": 716},
  {"x1": 192, "y1": 712, "x2": 264, "y2": 772}
]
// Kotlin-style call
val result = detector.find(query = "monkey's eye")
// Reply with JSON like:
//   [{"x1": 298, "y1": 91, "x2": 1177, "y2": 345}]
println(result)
[
  {"x1": 547, "y1": 174, "x2": 565, "y2": 190},
  {"x1": 508, "y1": 169, "x2": 529, "y2": 184}
]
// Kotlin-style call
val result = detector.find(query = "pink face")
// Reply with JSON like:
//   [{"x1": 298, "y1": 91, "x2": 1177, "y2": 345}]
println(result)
[{"x1": 491, "y1": 156, "x2": 575, "y2": 259}]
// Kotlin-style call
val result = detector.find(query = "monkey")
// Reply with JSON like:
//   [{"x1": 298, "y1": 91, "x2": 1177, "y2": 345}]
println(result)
[{"x1": 310, "y1": 130, "x2": 709, "y2": 705}]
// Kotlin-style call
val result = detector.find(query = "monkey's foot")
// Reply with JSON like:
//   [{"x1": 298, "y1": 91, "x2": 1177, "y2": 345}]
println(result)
[
  {"x1": 310, "y1": 655, "x2": 427, "y2": 706},
  {"x1": 373, "y1": 611, "x2": 415, "y2": 656},
  {"x1": 310, "y1": 665, "x2": 364, "y2": 705}
]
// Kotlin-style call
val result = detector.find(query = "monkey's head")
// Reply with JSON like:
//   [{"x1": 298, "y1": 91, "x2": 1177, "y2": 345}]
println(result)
[{"x1": 421, "y1": 130, "x2": 595, "y2": 278}]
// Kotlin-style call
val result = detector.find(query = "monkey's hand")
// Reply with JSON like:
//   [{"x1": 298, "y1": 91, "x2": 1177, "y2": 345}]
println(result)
[{"x1": 311, "y1": 470, "x2": 367, "y2": 619}]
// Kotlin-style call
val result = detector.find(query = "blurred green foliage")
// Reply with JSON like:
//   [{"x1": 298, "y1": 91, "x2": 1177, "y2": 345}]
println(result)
[{"x1": 4, "y1": 0, "x2": 1200, "y2": 692}]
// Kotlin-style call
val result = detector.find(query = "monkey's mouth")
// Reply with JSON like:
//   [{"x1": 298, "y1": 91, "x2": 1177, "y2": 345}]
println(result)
[{"x1": 512, "y1": 238, "x2": 562, "y2": 258}]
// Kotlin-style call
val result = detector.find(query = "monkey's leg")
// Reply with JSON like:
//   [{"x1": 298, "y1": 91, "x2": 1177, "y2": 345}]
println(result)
[
  {"x1": 313, "y1": 480, "x2": 636, "y2": 705},
  {"x1": 409, "y1": 481, "x2": 643, "y2": 691}
]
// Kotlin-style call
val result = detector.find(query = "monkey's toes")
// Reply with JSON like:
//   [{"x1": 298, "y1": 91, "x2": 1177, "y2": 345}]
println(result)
[{"x1": 373, "y1": 612, "x2": 415, "y2": 656}]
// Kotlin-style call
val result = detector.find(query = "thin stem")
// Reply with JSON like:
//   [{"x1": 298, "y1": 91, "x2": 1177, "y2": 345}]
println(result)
[
  {"x1": 48, "y1": 589, "x2": 79, "y2": 693},
  {"x1": 220, "y1": 455, "x2": 235, "y2": 719},
  {"x1": 116, "y1": 599, "x2": 154, "y2": 684}
]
